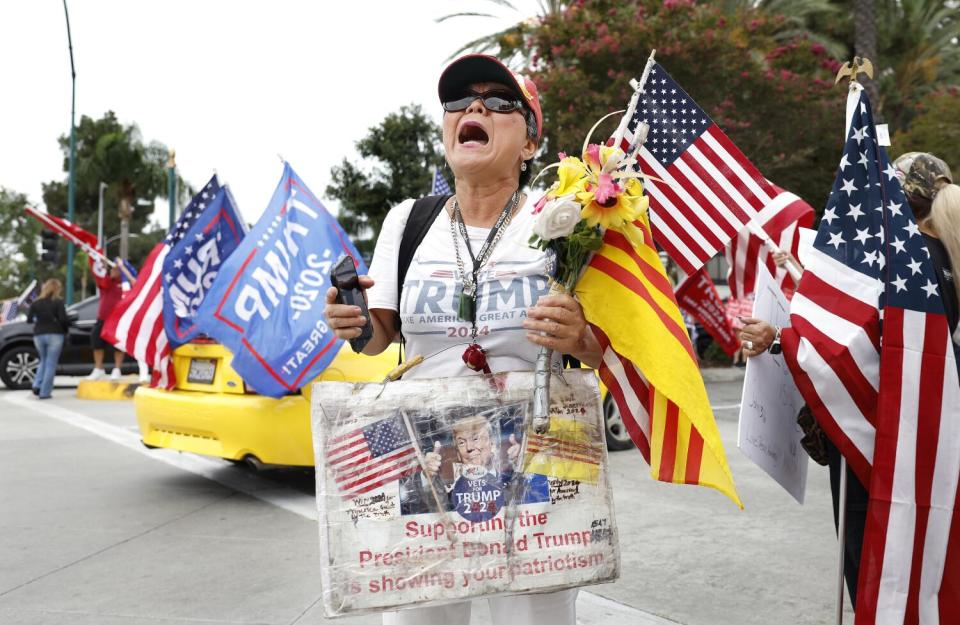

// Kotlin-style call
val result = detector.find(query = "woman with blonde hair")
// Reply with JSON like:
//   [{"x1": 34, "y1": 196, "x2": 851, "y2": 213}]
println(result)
[
  {"x1": 26, "y1": 278, "x2": 69, "y2": 398},
  {"x1": 925, "y1": 183, "x2": 960, "y2": 339}
]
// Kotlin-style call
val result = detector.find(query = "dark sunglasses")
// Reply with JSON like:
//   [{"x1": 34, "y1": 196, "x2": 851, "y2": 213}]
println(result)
[{"x1": 442, "y1": 89, "x2": 525, "y2": 114}]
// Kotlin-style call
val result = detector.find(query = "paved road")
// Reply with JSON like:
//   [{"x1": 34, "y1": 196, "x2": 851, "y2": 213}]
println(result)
[{"x1": 0, "y1": 375, "x2": 854, "y2": 625}]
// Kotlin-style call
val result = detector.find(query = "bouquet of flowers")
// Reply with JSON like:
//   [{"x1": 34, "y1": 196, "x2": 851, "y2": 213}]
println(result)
[{"x1": 527, "y1": 113, "x2": 653, "y2": 432}]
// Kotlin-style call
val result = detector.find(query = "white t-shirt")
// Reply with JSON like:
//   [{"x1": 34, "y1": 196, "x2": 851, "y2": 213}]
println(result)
[{"x1": 367, "y1": 198, "x2": 561, "y2": 380}]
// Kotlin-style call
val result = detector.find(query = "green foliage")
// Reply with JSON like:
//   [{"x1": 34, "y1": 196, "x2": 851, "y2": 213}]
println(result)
[
  {"x1": 891, "y1": 88, "x2": 960, "y2": 170},
  {"x1": 438, "y1": 0, "x2": 569, "y2": 65},
  {"x1": 800, "y1": 0, "x2": 960, "y2": 129},
  {"x1": 0, "y1": 188, "x2": 41, "y2": 298},
  {"x1": 875, "y1": 0, "x2": 960, "y2": 129},
  {"x1": 41, "y1": 111, "x2": 189, "y2": 267},
  {"x1": 325, "y1": 105, "x2": 445, "y2": 256},
  {"x1": 720, "y1": 0, "x2": 845, "y2": 56},
  {"x1": 528, "y1": 220, "x2": 603, "y2": 291},
  {"x1": 700, "y1": 337, "x2": 734, "y2": 367},
  {"x1": 528, "y1": 0, "x2": 845, "y2": 212},
  {"x1": 27, "y1": 111, "x2": 191, "y2": 298}
]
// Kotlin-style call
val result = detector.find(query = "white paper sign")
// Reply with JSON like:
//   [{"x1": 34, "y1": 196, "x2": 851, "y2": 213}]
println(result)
[
  {"x1": 312, "y1": 370, "x2": 619, "y2": 615},
  {"x1": 737, "y1": 265, "x2": 809, "y2": 503},
  {"x1": 875, "y1": 123, "x2": 891, "y2": 146}
]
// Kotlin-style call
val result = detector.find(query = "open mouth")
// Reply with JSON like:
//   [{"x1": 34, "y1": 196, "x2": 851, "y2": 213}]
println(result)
[{"x1": 458, "y1": 122, "x2": 489, "y2": 145}]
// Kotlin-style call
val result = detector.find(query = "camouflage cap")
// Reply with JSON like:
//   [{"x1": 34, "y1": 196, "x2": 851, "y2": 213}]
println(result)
[{"x1": 893, "y1": 152, "x2": 953, "y2": 199}]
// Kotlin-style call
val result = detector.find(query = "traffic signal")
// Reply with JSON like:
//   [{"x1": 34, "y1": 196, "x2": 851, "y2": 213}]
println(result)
[{"x1": 40, "y1": 230, "x2": 59, "y2": 264}]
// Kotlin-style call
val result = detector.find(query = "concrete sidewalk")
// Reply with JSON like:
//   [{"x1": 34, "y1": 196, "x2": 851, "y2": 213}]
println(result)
[{"x1": 0, "y1": 384, "x2": 852, "y2": 625}]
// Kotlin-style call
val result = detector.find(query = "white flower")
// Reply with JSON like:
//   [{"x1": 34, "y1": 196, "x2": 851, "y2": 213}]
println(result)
[{"x1": 531, "y1": 195, "x2": 581, "y2": 241}]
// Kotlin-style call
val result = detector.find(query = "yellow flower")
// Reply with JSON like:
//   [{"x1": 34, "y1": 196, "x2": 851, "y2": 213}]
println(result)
[
  {"x1": 583, "y1": 143, "x2": 626, "y2": 176},
  {"x1": 575, "y1": 176, "x2": 648, "y2": 249},
  {"x1": 578, "y1": 185, "x2": 637, "y2": 230},
  {"x1": 551, "y1": 156, "x2": 588, "y2": 198}
]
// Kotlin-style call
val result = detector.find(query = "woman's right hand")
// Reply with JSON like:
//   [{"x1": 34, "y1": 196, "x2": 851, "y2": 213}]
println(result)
[
  {"x1": 324, "y1": 275, "x2": 375, "y2": 341},
  {"x1": 738, "y1": 317, "x2": 777, "y2": 357}
]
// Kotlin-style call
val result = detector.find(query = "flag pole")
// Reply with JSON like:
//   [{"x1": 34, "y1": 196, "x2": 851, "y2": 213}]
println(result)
[
  {"x1": 611, "y1": 49, "x2": 656, "y2": 150},
  {"x1": 25, "y1": 207, "x2": 114, "y2": 267},
  {"x1": 397, "y1": 409, "x2": 458, "y2": 547},
  {"x1": 745, "y1": 221, "x2": 804, "y2": 281},
  {"x1": 830, "y1": 59, "x2": 871, "y2": 625},
  {"x1": 836, "y1": 456, "x2": 848, "y2": 625}
]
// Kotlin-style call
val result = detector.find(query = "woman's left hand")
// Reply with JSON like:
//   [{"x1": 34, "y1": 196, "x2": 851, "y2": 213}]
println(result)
[{"x1": 523, "y1": 293, "x2": 600, "y2": 367}]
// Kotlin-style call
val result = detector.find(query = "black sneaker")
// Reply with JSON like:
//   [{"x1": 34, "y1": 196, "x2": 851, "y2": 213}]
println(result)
[{"x1": 32, "y1": 388, "x2": 40, "y2": 396}]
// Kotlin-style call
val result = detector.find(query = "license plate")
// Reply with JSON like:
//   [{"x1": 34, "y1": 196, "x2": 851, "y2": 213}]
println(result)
[{"x1": 187, "y1": 358, "x2": 216, "y2": 384}]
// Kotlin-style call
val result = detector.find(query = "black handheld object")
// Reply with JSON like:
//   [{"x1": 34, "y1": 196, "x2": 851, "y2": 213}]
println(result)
[{"x1": 331, "y1": 254, "x2": 372, "y2": 353}]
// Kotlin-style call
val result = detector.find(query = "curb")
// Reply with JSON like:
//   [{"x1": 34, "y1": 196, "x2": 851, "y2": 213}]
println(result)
[
  {"x1": 76, "y1": 379, "x2": 142, "y2": 401},
  {"x1": 699, "y1": 366, "x2": 745, "y2": 383}
]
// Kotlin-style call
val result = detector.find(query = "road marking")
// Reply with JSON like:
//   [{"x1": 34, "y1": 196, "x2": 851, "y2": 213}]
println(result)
[
  {"x1": 1, "y1": 393, "x2": 317, "y2": 519},
  {"x1": 2, "y1": 391, "x2": 685, "y2": 624},
  {"x1": 711, "y1": 403, "x2": 741, "y2": 410}
]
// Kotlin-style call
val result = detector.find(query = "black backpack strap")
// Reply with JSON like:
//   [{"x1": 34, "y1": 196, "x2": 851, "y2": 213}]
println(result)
[{"x1": 395, "y1": 194, "x2": 451, "y2": 333}]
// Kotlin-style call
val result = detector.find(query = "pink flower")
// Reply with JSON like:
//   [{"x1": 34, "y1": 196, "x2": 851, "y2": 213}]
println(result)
[
  {"x1": 532, "y1": 194, "x2": 548, "y2": 215},
  {"x1": 584, "y1": 143, "x2": 601, "y2": 169},
  {"x1": 593, "y1": 173, "x2": 620, "y2": 205}
]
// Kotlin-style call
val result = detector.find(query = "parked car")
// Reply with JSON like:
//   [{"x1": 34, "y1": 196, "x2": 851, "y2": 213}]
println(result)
[
  {"x1": 0, "y1": 296, "x2": 138, "y2": 390},
  {"x1": 135, "y1": 341, "x2": 633, "y2": 468}
]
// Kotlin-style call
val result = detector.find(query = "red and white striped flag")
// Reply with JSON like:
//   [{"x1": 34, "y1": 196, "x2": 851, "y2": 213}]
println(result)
[
  {"x1": 724, "y1": 187, "x2": 814, "y2": 300},
  {"x1": 327, "y1": 413, "x2": 420, "y2": 499},
  {"x1": 101, "y1": 176, "x2": 220, "y2": 389},
  {"x1": 619, "y1": 62, "x2": 769, "y2": 275},
  {"x1": 781, "y1": 88, "x2": 960, "y2": 622},
  {"x1": 25, "y1": 207, "x2": 107, "y2": 263}
]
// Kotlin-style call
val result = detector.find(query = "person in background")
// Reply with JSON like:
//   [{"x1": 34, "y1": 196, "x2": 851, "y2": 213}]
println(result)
[
  {"x1": 27, "y1": 279, "x2": 68, "y2": 399},
  {"x1": 924, "y1": 183, "x2": 960, "y2": 339},
  {"x1": 738, "y1": 151, "x2": 956, "y2": 608},
  {"x1": 88, "y1": 257, "x2": 136, "y2": 381},
  {"x1": 893, "y1": 151, "x2": 953, "y2": 223}
]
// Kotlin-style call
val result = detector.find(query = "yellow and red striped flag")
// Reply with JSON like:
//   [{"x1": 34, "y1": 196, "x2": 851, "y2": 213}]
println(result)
[
  {"x1": 524, "y1": 416, "x2": 602, "y2": 484},
  {"x1": 577, "y1": 212, "x2": 742, "y2": 507}
]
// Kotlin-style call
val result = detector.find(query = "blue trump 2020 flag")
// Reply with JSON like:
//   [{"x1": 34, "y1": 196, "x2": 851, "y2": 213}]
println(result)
[
  {"x1": 194, "y1": 163, "x2": 365, "y2": 397},
  {"x1": 163, "y1": 186, "x2": 246, "y2": 348}
]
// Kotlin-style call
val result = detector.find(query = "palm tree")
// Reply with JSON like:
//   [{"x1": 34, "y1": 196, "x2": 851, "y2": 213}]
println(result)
[
  {"x1": 854, "y1": 0, "x2": 882, "y2": 118},
  {"x1": 876, "y1": 0, "x2": 960, "y2": 127},
  {"x1": 436, "y1": 0, "x2": 568, "y2": 66},
  {"x1": 721, "y1": 0, "x2": 846, "y2": 57}
]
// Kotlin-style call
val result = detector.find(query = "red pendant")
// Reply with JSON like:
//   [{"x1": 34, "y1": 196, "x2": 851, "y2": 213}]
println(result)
[{"x1": 462, "y1": 343, "x2": 492, "y2": 375}]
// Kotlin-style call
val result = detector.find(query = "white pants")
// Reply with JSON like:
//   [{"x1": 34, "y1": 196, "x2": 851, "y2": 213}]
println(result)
[{"x1": 383, "y1": 589, "x2": 578, "y2": 625}]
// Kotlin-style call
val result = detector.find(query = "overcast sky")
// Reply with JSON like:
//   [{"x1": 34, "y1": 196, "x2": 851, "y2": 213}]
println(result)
[{"x1": 0, "y1": 1, "x2": 538, "y2": 228}]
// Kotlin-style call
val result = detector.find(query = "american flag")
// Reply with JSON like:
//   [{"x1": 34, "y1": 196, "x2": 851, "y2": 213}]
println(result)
[
  {"x1": 724, "y1": 186, "x2": 814, "y2": 300},
  {"x1": 430, "y1": 166, "x2": 452, "y2": 196},
  {"x1": 1, "y1": 281, "x2": 36, "y2": 324},
  {"x1": 162, "y1": 186, "x2": 245, "y2": 349},
  {"x1": 781, "y1": 88, "x2": 960, "y2": 622},
  {"x1": 619, "y1": 62, "x2": 774, "y2": 275},
  {"x1": 327, "y1": 414, "x2": 420, "y2": 499},
  {"x1": 102, "y1": 175, "x2": 220, "y2": 389}
]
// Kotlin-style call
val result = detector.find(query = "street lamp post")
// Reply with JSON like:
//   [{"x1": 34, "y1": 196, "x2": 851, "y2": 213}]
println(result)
[
  {"x1": 62, "y1": 0, "x2": 77, "y2": 305},
  {"x1": 97, "y1": 181, "x2": 107, "y2": 247},
  {"x1": 167, "y1": 149, "x2": 177, "y2": 228}
]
